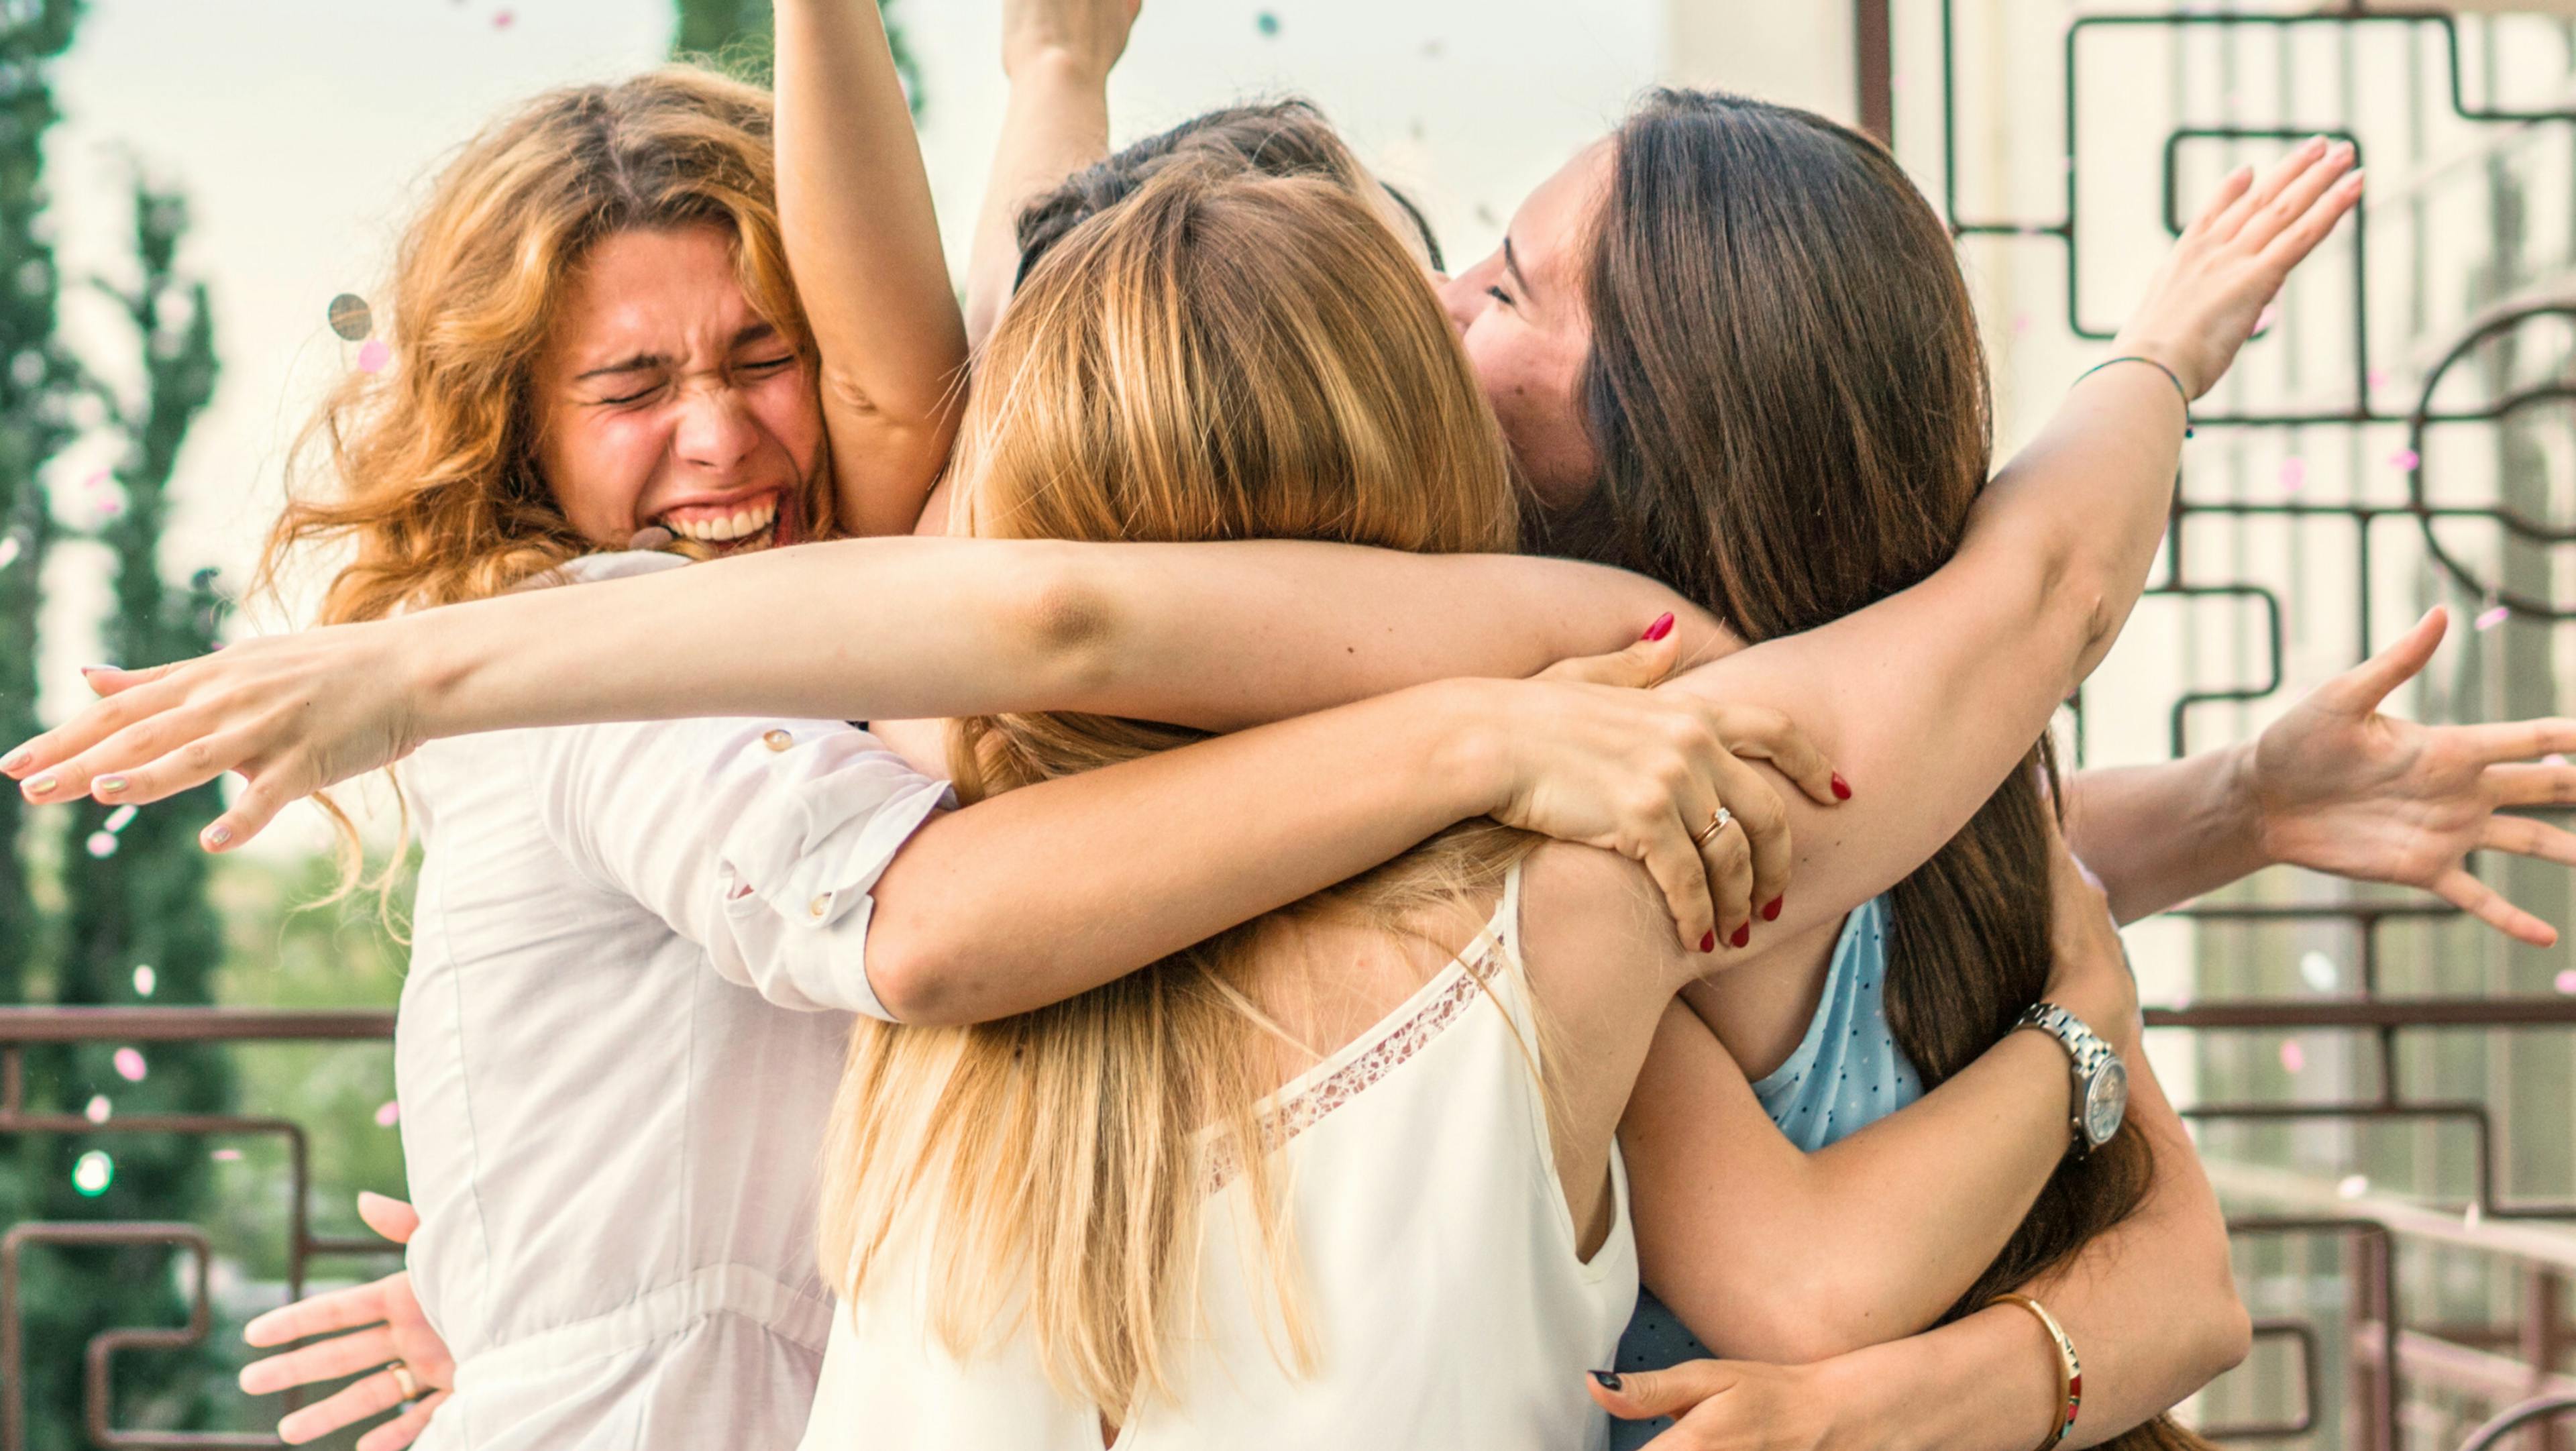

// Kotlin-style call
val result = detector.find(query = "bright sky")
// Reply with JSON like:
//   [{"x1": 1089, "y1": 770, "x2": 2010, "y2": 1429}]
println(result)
[{"x1": 34, "y1": 0, "x2": 1665, "y2": 851}]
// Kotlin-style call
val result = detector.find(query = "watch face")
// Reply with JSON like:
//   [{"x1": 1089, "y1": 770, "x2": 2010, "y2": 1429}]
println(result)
[{"x1": 2084, "y1": 1059, "x2": 2129, "y2": 1146}]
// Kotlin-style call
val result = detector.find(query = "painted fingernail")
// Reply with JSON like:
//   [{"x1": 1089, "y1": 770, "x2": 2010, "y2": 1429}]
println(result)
[
  {"x1": 1641, "y1": 612, "x2": 1675, "y2": 643},
  {"x1": 1699, "y1": 930, "x2": 1717, "y2": 954},
  {"x1": 1730, "y1": 922, "x2": 1752, "y2": 949},
  {"x1": 1591, "y1": 1371, "x2": 1623, "y2": 1391},
  {"x1": 0, "y1": 749, "x2": 27, "y2": 774},
  {"x1": 78, "y1": 663, "x2": 115, "y2": 676},
  {"x1": 22, "y1": 774, "x2": 54, "y2": 798},
  {"x1": 95, "y1": 775, "x2": 127, "y2": 796},
  {"x1": 1831, "y1": 772, "x2": 1852, "y2": 800},
  {"x1": 201, "y1": 824, "x2": 231, "y2": 849},
  {"x1": 1763, "y1": 897, "x2": 1783, "y2": 922}
]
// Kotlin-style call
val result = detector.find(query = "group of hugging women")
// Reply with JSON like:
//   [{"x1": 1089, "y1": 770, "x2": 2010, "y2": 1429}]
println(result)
[{"x1": 15, "y1": 1, "x2": 2576, "y2": 1448}]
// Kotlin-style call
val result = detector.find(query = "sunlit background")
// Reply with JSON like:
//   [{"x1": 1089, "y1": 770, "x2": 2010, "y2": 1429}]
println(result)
[{"x1": 11, "y1": 2, "x2": 2576, "y2": 1448}]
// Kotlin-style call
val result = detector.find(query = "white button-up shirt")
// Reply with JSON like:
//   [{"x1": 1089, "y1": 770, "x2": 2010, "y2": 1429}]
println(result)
[{"x1": 396, "y1": 553, "x2": 951, "y2": 1450}]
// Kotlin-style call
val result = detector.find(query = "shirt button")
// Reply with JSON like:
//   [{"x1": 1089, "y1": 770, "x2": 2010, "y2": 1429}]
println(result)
[
  {"x1": 808, "y1": 894, "x2": 831, "y2": 918},
  {"x1": 763, "y1": 729, "x2": 794, "y2": 752}
]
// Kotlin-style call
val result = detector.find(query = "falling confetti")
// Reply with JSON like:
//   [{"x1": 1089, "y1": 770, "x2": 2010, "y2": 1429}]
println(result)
[
  {"x1": 358, "y1": 339, "x2": 392, "y2": 374},
  {"x1": 2337, "y1": 1174, "x2": 2369, "y2": 1199},
  {"x1": 71, "y1": 1150, "x2": 112, "y2": 1197},
  {"x1": 326, "y1": 292, "x2": 373, "y2": 341},
  {"x1": 101, "y1": 804, "x2": 136, "y2": 834},
  {"x1": 1254, "y1": 10, "x2": 1279, "y2": 36},
  {"x1": 375, "y1": 1099, "x2": 401, "y2": 1128},
  {"x1": 81, "y1": 467, "x2": 107, "y2": 490},
  {"x1": 2555, "y1": 969, "x2": 2576, "y2": 995},
  {"x1": 2390, "y1": 447, "x2": 2419, "y2": 471},
  {"x1": 2298, "y1": 950, "x2": 2337, "y2": 991},
  {"x1": 83, "y1": 1094, "x2": 109, "y2": 1124},
  {"x1": 210, "y1": 1147, "x2": 241, "y2": 1163},
  {"x1": 2477, "y1": 605, "x2": 2511, "y2": 631},
  {"x1": 85, "y1": 831, "x2": 117, "y2": 859},
  {"x1": 2367, "y1": 368, "x2": 2390, "y2": 390},
  {"x1": 131, "y1": 965, "x2": 155, "y2": 997},
  {"x1": 0, "y1": 536, "x2": 17, "y2": 572},
  {"x1": 492, "y1": 9, "x2": 514, "y2": 28},
  {"x1": 2252, "y1": 301, "x2": 2282, "y2": 337},
  {"x1": 2012, "y1": 312, "x2": 2033, "y2": 336},
  {"x1": 2279, "y1": 1038, "x2": 2306, "y2": 1073},
  {"x1": 112, "y1": 1046, "x2": 146, "y2": 1082},
  {"x1": 2279, "y1": 457, "x2": 2306, "y2": 492},
  {"x1": 2548, "y1": 754, "x2": 2571, "y2": 768}
]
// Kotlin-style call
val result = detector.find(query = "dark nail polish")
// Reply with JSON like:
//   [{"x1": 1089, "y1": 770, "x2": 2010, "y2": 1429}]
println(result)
[
  {"x1": 1591, "y1": 1371, "x2": 1623, "y2": 1391},
  {"x1": 1730, "y1": 922, "x2": 1751, "y2": 949},
  {"x1": 1762, "y1": 897, "x2": 1783, "y2": 922},
  {"x1": 1641, "y1": 612, "x2": 1675, "y2": 643},
  {"x1": 1831, "y1": 772, "x2": 1852, "y2": 801},
  {"x1": 1699, "y1": 930, "x2": 1716, "y2": 954}
]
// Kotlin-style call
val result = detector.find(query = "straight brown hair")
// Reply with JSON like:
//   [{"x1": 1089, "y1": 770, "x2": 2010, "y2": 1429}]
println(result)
[{"x1": 1578, "y1": 91, "x2": 2203, "y2": 1451}]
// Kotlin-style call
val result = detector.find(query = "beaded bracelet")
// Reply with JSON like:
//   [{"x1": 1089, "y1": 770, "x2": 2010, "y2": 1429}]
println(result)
[
  {"x1": 1988, "y1": 1292, "x2": 2082, "y2": 1451},
  {"x1": 2076, "y1": 354, "x2": 2195, "y2": 439}
]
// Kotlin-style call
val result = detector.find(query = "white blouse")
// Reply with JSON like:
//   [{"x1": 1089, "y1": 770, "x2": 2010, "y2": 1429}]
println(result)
[
  {"x1": 798, "y1": 862, "x2": 1638, "y2": 1450},
  {"x1": 396, "y1": 552, "x2": 951, "y2": 1451}
]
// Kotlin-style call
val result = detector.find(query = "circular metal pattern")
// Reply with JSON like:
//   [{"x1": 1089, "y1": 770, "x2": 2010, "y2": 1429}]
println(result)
[
  {"x1": 2406, "y1": 301, "x2": 2576, "y2": 621},
  {"x1": 325, "y1": 292, "x2": 373, "y2": 342}
]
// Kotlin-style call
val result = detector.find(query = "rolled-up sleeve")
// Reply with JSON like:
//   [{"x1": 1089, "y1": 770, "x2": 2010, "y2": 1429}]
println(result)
[{"x1": 525, "y1": 716, "x2": 953, "y2": 1020}]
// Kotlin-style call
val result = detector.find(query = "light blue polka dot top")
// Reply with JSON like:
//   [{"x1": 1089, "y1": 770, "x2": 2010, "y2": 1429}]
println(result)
[{"x1": 1608, "y1": 896, "x2": 1920, "y2": 1450}]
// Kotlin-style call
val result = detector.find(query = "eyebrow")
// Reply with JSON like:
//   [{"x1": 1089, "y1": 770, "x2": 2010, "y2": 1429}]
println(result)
[
  {"x1": 572, "y1": 323, "x2": 780, "y2": 382},
  {"x1": 1502, "y1": 235, "x2": 1535, "y2": 301}
]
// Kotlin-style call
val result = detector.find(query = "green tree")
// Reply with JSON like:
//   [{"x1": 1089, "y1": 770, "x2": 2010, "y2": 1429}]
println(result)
[{"x1": 672, "y1": 0, "x2": 922, "y2": 114}]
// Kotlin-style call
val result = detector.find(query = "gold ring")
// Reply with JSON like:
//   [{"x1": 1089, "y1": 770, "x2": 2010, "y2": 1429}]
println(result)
[
  {"x1": 387, "y1": 1360, "x2": 422, "y2": 1402},
  {"x1": 1693, "y1": 805, "x2": 1734, "y2": 849}
]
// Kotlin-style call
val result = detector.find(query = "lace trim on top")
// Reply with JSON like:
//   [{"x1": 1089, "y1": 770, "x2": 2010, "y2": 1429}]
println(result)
[{"x1": 1202, "y1": 929, "x2": 1509, "y2": 1195}]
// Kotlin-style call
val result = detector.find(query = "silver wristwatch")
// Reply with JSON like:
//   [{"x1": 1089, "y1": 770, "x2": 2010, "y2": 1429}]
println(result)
[{"x1": 2014, "y1": 1002, "x2": 2128, "y2": 1156}]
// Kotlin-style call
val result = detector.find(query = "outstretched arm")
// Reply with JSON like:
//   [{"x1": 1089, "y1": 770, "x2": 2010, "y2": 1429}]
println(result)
[
  {"x1": 773, "y1": 0, "x2": 967, "y2": 535},
  {"x1": 2066, "y1": 606, "x2": 2576, "y2": 939},
  {"x1": 963, "y1": 0, "x2": 1137, "y2": 347}
]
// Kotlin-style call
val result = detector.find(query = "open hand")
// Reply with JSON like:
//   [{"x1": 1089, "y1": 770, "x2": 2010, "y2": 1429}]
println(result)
[
  {"x1": 241, "y1": 1193, "x2": 453, "y2": 1450},
  {"x1": 2041, "y1": 824, "x2": 2141, "y2": 1057},
  {"x1": 1, "y1": 616, "x2": 427, "y2": 850},
  {"x1": 2249, "y1": 605, "x2": 2576, "y2": 946},
  {"x1": 2115, "y1": 135, "x2": 2363, "y2": 399}
]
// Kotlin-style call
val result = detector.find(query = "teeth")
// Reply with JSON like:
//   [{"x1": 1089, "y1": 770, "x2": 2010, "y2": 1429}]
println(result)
[{"x1": 659, "y1": 497, "x2": 778, "y2": 545}]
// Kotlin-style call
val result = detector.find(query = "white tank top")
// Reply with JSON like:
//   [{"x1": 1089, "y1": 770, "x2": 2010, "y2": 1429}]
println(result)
[{"x1": 798, "y1": 863, "x2": 1637, "y2": 1449}]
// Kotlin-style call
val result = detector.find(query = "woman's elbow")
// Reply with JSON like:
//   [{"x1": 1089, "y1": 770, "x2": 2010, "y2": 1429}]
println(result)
[
  {"x1": 861, "y1": 925, "x2": 979, "y2": 1027},
  {"x1": 1001, "y1": 549, "x2": 1128, "y2": 701}
]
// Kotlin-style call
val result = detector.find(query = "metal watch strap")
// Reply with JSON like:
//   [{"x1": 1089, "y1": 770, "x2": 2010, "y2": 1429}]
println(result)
[{"x1": 2015, "y1": 1002, "x2": 2113, "y2": 1150}]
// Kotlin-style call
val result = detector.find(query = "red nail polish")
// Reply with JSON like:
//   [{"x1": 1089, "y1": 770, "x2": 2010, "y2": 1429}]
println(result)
[
  {"x1": 1830, "y1": 773, "x2": 1852, "y2": 801},
  {"x1": 1697, "y1": 930, "x2": 1715, "y2": 953},
  {"x1": 1730, "y1": 923, "x2": 1751, "y2": 949},
  {"x1": 1641, "y1": 612, "x2": 1675, "y2": 643},
  {"x1": 1762, "y1": 897, "x2": 1782, "y2": 922}
]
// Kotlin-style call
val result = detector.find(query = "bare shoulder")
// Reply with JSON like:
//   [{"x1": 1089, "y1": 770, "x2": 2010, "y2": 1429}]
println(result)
[{"x1": 1517, "y1": 842, "x2": 1697, "y2": 1015}]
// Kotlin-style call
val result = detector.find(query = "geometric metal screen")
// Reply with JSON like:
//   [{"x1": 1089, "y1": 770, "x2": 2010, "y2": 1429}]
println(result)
[{"x1": 1888, "y1": 4, "x2": 2576, "y2": 1446}]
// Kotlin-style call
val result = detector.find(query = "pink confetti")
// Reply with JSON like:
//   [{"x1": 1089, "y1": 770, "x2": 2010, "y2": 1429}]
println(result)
[
  {"x1": 2253, "y1": 302, "x2": 2282, "y2": 337},
  {"x1": 2546, "y1": 754, "x2": 2570, "y2": 767},
  {"x1": 2555, "y1": 969, "x2": 2576, "y2": 996},
  {"x1": 2367, "y1": 368, "x2": 2391, "y2": 390},
  {"x1": 374, "y1": 1099, "x2": 400, "y2": 1128},
  {"x1": 82, "y1": 468, "x2": 107, "y2": 489},
  {"x1": 2012, "y1": 313, "x2": 2033, "y2": 336},
  {"x1": 357, "y1": 339, "x2": 392, "y2": 374},
  {"x1": 2477, "y1": 605, "x2": 2511, "y2": 631},
  {"x1": 492, "y1": 9, "x2": 514, "y2": 27},
  {"x1": 209, "y1": 1148, "x2": 241, "y2": 1162},
  {"x1": 2279, "y1": 457, "x2": 2306, "y2": 492},
  {"x1": 2390, "y1": 448, "x2": 2420, "y2": 471},
  {"x1": 2279, "y1": 1039, "x2": 2306, "y2": 1073},
  {"x1": 112, "y1": 1046, "x2": 146, "y2": 1082}
]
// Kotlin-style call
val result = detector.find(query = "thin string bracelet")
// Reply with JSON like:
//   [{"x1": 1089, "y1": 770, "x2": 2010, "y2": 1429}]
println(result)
[{"x1": 2075, "y1": 355, "x2": 2194, "y2": 439}]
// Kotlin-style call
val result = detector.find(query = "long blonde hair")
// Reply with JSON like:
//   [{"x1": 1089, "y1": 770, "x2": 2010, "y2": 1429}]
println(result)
[
  {"x1": 818, "y1": 163, "x2": 1529, "y2": 1413},
  {"x1": 260, "y1": 66, "x2": 835, "y2": 625}
]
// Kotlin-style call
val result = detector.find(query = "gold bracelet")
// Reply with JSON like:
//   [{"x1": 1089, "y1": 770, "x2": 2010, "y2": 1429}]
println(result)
[{"x1": 1988, "y1": 1293, "x2": 2081, "y2": 1451}]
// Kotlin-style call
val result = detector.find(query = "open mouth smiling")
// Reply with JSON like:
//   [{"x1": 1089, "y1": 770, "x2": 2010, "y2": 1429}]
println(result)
[{"x1": 655, "y1": 490, "x2": 782, "y2": 551}]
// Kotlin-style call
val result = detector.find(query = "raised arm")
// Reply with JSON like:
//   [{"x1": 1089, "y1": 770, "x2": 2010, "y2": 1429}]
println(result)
[
  {"x1": 963, "y1": 0, "x2": 1136, "y2": 345},
  {"x1": 773, "y1": 0, "x2": 967, "y2": 535},
  {"x1": 1655, "y1": 140, "x2": 2361, "y2": 951}
]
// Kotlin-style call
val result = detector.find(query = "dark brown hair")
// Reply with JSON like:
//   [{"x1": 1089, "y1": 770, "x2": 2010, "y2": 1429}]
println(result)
[
  {"x1": 1578, "y1": 91, "x2": 2202, "y2": 1451},
  {"x1": 1015, "y1": 99, "x2": 1442, "y2": 286}
]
